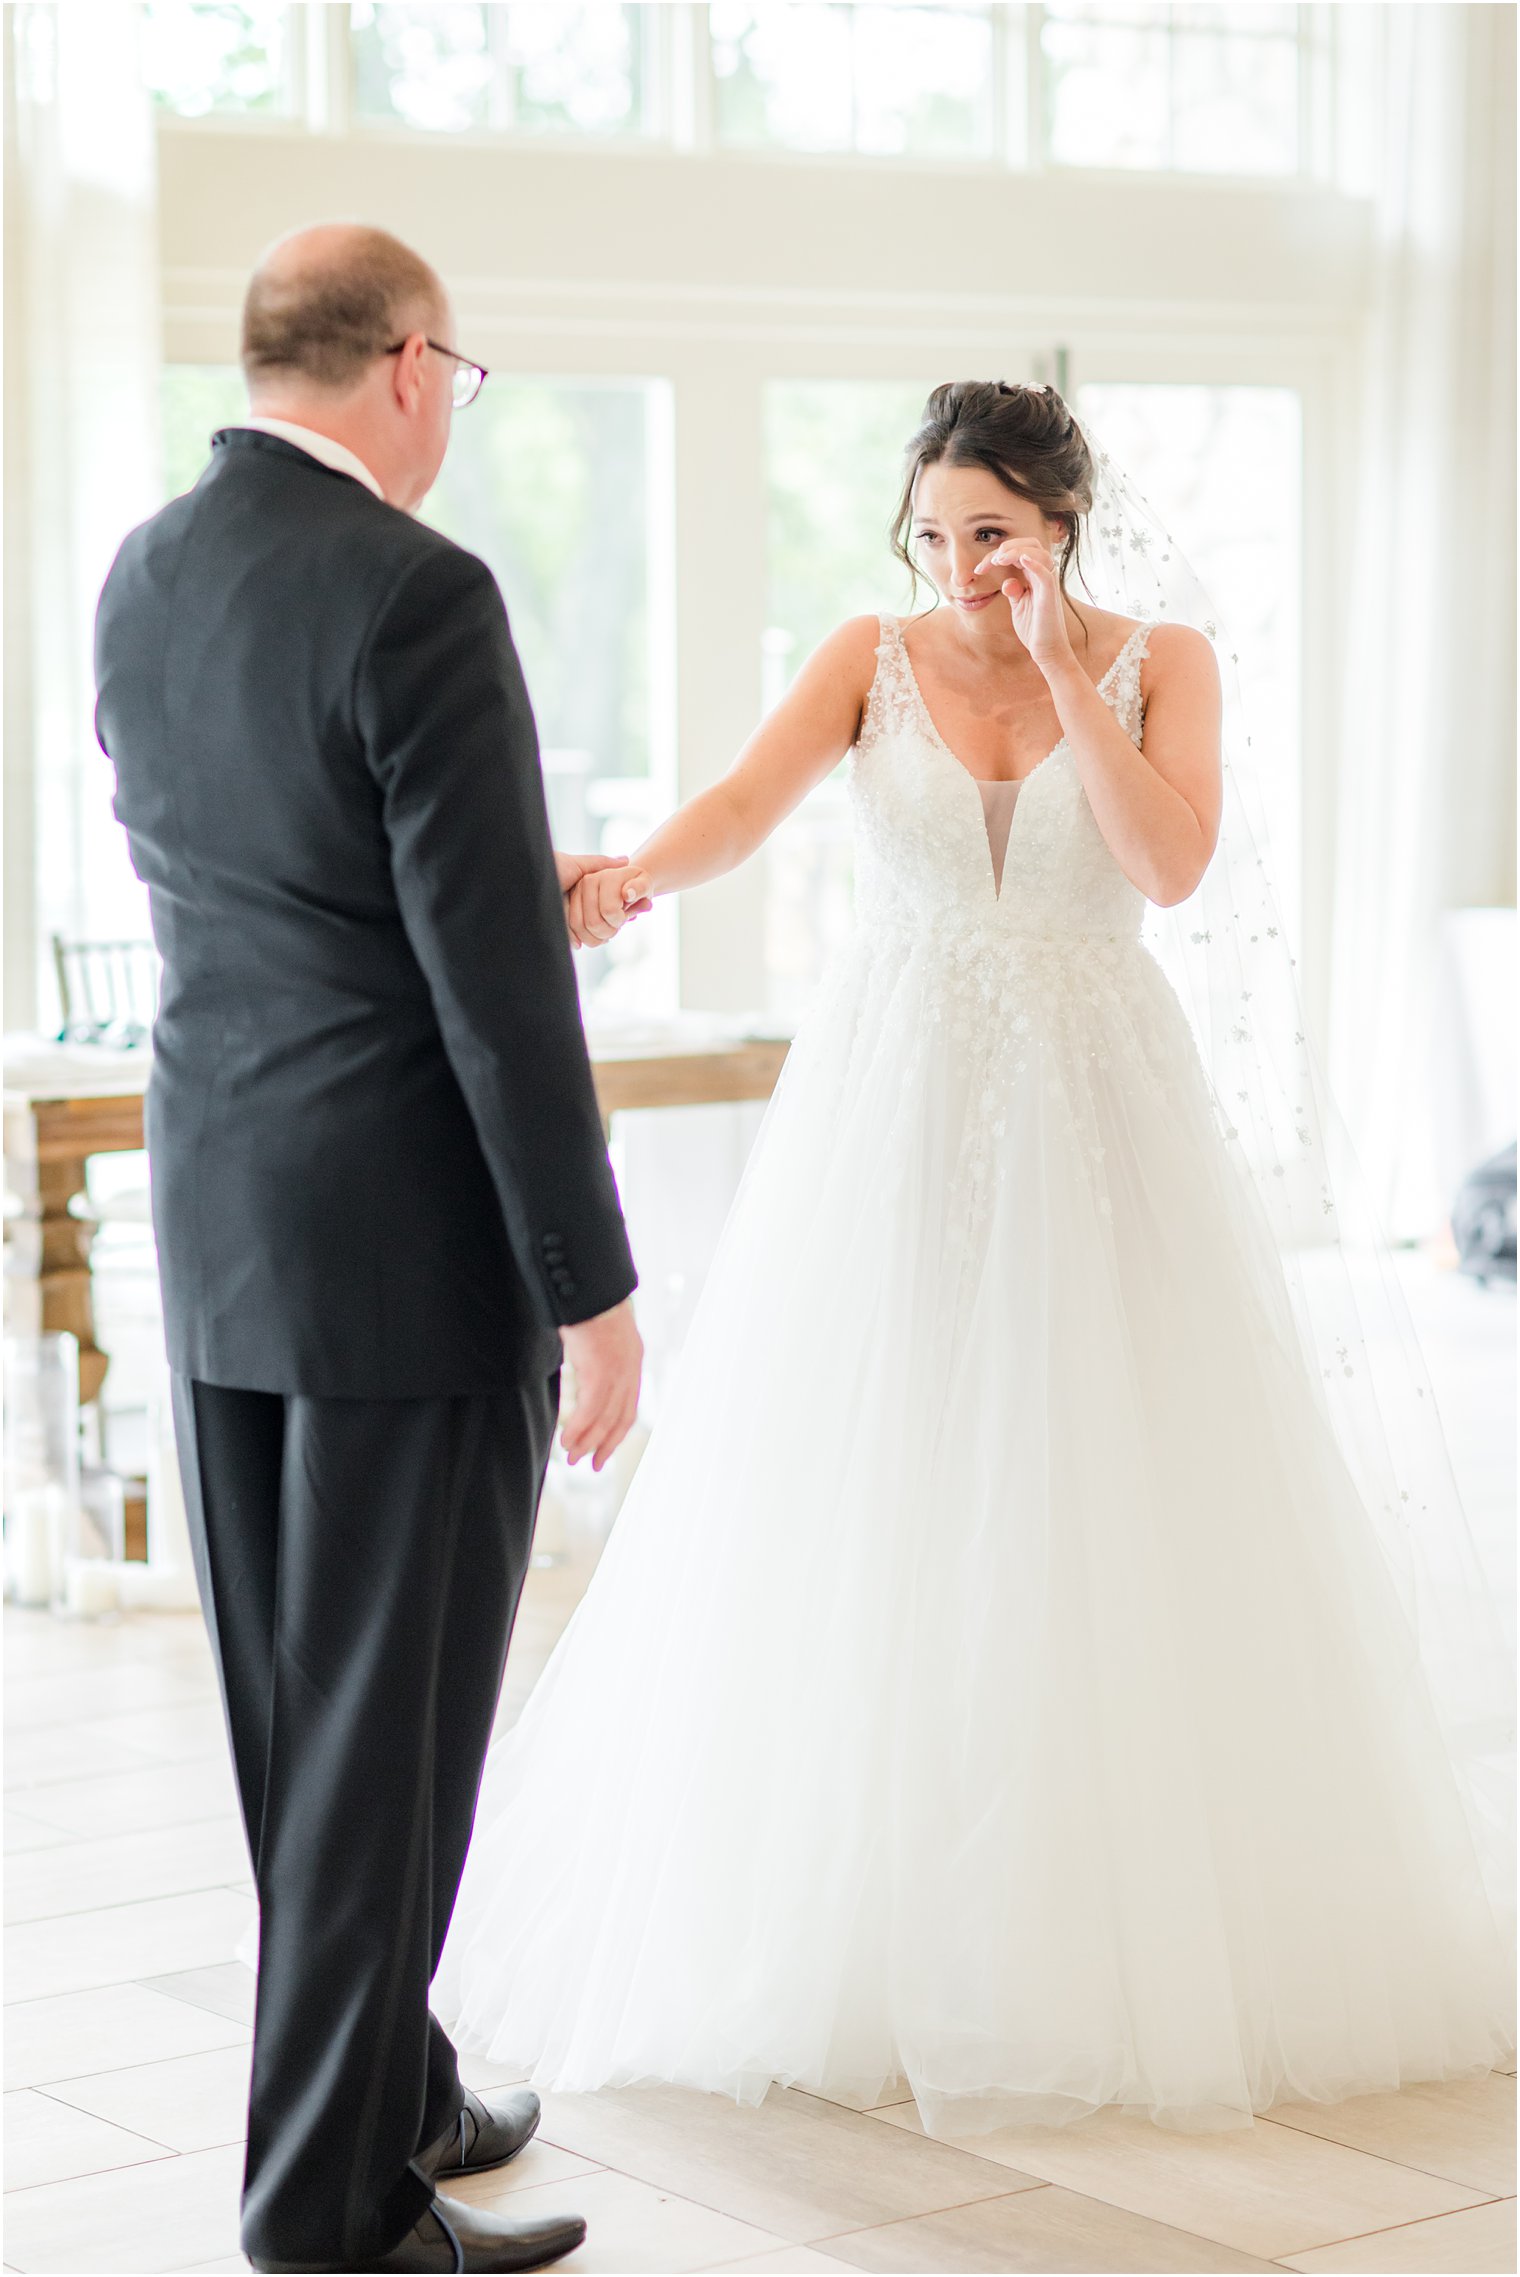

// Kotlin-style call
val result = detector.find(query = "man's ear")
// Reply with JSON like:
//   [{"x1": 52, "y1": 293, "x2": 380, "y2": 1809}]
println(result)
[{"x1": 389, "y1": 333, "x2": 426, "y2": 412}]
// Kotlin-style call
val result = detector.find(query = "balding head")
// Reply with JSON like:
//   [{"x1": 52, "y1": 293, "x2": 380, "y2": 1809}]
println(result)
[{"x1": 242, "y1": 223, "x2": 447, "y2": 397}]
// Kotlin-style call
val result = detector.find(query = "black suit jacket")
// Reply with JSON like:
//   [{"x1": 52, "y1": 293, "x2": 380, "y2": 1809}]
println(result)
[{"x1": 95, "y1": 426, "x2": 636, "y2": 1398}]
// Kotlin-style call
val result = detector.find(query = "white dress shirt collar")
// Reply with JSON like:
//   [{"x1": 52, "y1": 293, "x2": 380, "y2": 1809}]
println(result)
[{"x1": 238, "y1": 417, "x2": 387, "y2": 502}]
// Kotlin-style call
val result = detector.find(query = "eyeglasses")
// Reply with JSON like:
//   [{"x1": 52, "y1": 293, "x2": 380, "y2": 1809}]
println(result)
[{"x1": 383, "y1": 337, "x2": 488, "y2": 410}]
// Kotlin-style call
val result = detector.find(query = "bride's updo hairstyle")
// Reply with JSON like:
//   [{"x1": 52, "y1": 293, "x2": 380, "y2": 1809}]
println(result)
[{"x1": 890, "y1": 380, "x2": 1097, "y2": 648}]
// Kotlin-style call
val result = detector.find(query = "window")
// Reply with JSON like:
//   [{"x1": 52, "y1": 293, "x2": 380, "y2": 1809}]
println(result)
[
  {"x1": 1076, "y1": 381, "x2": 1303, "y2": 943},
  {"x1": 351, "y1": 1, "x2": 658, "y2": 137},
  {"x1": 142, "y1": 0, "x2": 293, "y2": 117},
  {"x1": 763, "y1": 379, "x2": 930, "y2": 1014},
  {"x1": 142, "y1": 0, "x2": 1327, "y2": 177},
  {"x1": 1041, "y1": 1, "x2": 1305, "y2": 176},
  {"x1": 711, "y1": 1, "x2": 996, "y2": 159},
  {"x1": 158, "y1": 367, "x2": 675, "y2": 1020},
  {"x1": 425, "y1": 376, "x2": 675, "y2": 1017},
  {"x1": 160, "y1": 365, "x2": 248, "y2": 495}
]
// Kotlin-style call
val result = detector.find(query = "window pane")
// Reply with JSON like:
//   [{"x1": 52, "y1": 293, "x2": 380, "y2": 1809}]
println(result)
[
  {"x1": 1076, "y1": 382, "x2": 1303, "y2": 948},
  {"x1": 763, "y1": 379, "x2": 930, "y2": 1015},
  {"x1": 1043, "y1": 0, "x2": 1304, "y2": 175},
  {"x1": 714, "y1": 0, "x2": 995, "y2": 157},
  {"x1": 712, "y1": 1, "x2": 854, "y2": 152},
  {"x1": 425, "y1": 378, "x2": 675, "y2": 1019},
  {"x1": 1172, "y1": 31, "x2": 1298, "y2": 174},
  {"x1": 352, "y1": 1, "x2": 493, "y2": 133},
  {"x1": 142, "y1": 0, "x2": 290, "y2": 117},
  {"x1": 853, "y1": 4, "x2": 995, "y2": 159},
  {"x1": 1046, "y1": 0, "x2": 1169, "y2": 30},
  {"x1": 505, "y1": 3, "x2": 649, "y2": 136},
  {"x1": 1044, "y1": 16, "x2": 1171, "y2": 169},
  {"x1": 160, "y1": 365, "x2": 249, "y2": 497},
  {"x1": 1170, "y1": 2, "x2": 1297, "y2": 31}
]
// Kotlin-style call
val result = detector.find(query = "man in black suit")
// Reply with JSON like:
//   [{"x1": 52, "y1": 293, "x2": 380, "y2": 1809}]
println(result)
[{"x1": 95, "y1": 223, "x2": 643, "y2": 2275}]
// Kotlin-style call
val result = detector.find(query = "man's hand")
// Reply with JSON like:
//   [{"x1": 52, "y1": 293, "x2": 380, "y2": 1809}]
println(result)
[
  {"x1": 555, "y1": 851, "x2": 653, "y2": 950},
  {"x1": 555, "y1": 849, "x2": 626, "y2": 895},
  {"x1": 559, "y1": 1297, "x2": 643, "y2": 1471},
  {"x1": 567, "y1": 864, "x2": 653, "y2": 948}
]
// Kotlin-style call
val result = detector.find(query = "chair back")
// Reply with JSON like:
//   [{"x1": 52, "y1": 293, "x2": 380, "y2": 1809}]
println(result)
[{"x1": 52, "y1": 936, "x2": 160, "y2": 1049}]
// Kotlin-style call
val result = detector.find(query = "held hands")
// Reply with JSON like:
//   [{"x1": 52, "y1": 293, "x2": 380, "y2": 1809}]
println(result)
[
  {"x1": 971, "y1": 538, "x2": 1073, "y2": 674},
  {"x1": 563, "y1": 857, "x2": 653, "y2": 950}
]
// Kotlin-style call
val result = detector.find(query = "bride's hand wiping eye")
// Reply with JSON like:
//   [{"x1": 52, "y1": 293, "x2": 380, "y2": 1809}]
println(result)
[{"x1": 972, "y1": 540, "x2": 1072, "y2": 674}]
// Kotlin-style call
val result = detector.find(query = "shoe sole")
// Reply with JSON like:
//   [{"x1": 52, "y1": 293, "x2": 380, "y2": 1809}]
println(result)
[{"x1": 249, "y1": 2219, "x2": 583, "y2": 2273}]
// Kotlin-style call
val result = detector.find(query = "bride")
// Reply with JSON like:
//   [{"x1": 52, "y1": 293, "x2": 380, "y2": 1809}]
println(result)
[{"x1": 435, "y1": 380, "x2": 1514, "y2": 2136}]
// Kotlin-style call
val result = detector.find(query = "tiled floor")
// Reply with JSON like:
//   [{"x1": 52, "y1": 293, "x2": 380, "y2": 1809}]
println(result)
[{"x1": 4, "y1": 1254, "x2": 1514, "y2": 2274}]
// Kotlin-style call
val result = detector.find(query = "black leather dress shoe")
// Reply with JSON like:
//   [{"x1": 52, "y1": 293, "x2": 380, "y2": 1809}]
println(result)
[
  {"x1": 421, "y1": 2087, "x2": 541, "y2": 2180},
  {"x1": 249, "y1": 2191, "x2": 585, "y2": 2273}
]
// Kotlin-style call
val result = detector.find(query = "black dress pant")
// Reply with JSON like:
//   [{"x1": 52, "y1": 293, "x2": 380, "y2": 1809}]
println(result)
[{"x1": 171, "y1": 1368, "x2": 559, "y2": 2270}]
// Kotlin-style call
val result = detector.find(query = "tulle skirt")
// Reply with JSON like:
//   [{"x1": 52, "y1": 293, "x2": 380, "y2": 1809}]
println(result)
[{"x1": 434, "y1": 924, "x2": 1514, "y2": 2137}]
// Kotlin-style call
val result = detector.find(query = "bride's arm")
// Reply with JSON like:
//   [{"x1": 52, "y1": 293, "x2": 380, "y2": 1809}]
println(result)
[
  {"x1": 1047, "y1": 621, "x2": 1223, "y2": 908},
  {"x1": 567, "y1": 616, "x2": 880, "y2": 945}
]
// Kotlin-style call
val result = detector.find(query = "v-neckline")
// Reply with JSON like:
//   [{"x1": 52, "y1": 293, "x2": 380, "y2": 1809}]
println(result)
[
  {"x1": 889, "y1": 614, "x2": 1149, "y2": 788},
  {"x1": 884, "y1": 614, "x2": 1151, "y2": 906}
]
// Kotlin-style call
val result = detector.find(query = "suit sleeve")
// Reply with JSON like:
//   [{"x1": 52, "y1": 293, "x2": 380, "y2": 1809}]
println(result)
[{"x1": 356, "y1": 542, "x2": 636, "y2": 1329}]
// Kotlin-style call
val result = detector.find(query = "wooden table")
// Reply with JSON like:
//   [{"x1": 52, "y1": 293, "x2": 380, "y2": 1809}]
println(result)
[{"x1": 4, "y1": 1019, "x2": 791, "y2": 1405}]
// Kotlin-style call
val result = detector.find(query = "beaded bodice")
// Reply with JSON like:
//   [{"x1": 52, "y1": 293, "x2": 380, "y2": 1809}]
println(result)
[{"x1": 847, "y1": 613, "x2": 1154, "y2": 947}]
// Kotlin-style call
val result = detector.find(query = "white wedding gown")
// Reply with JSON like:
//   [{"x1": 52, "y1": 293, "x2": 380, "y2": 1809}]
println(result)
[{"x1": 435, "y1": 614, "x2": 1514, "y2": 2136}]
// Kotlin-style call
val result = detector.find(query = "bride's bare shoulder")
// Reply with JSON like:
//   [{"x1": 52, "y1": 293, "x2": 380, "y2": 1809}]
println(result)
[
  {"x1": 1137, "y1": 618, "x2": 1222, "y2": 690},
  {"x1": 781, "y1": 615, "x2": 889, "y2": 723},
  {"x1": 808, "y1": 611, "x2": 906, "y2": 685}
]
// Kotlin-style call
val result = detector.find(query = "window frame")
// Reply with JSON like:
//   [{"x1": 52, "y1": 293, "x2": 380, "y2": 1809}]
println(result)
[{"x1": 148, "y1": 1, "x2": 1341, "y2": 191}]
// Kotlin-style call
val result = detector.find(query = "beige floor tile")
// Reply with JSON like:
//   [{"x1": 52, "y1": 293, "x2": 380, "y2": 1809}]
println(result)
[
  {"x1": 474, "y1": 2162, "x2": 797, "y2": 2273},
  {"x1": 2, "y1": 1613, "x2": 159, "y2": 1680},
  {"x1": 0, "y1": 2142, "x2": 244, "y2": 2273},
  {"x1": 1281, "y1": 2195, "x2": 1517, "y2": 2273},
  {"x1": 11, "y1": 1756, "x2": 240, "y2": 1840},
  {"x1": 1266, "y1": 2071, "x2": 1516, "y2": 2196},
  {"x1": 3, "y1": 1610, "x2": 212, "y2": 1680},
  {"x1": 6, "y1": 1888, "x2": 255, "y2": 2004},
  {"x1": 5, "y1": 1664, "x2": 214, "y2": 1736},
  {"x1": 68, "y1": 1701, "x2": 230, "y2": 1767},
  {"x1": 5, "y1": 1817, "x2": 250, "y2": 1926},
  {"x1": 533, "y1": 2082, "x2": 1028, "y2": 2245},
  {"x1": 5, "y1": 1983, "x2": 248, "y2": 2091},
  {"x1": 874, "y1": 2098, "x2": 1491, "y2": 2262},
  {"x1": 709, "y1": 2253, "x2": 857, "y2": 2273},
  {"x1": 446, "y1": 2139, "x2": 603, "y2": 2197},
  {"x1": 177, "y1": 2259, "x2": 251, "y2": 2273},
  {"x1": 789, "y1": 2081, "x2": 916, "y2": 2116},
  {"x1": 3, "y1": 1813, "x2": 69, "y2": 1854},
  {"x1": 141, "y1": 1964, "x2": 257, "y2": 2028},
  {"x1": 4, "y1": 1723, "x2": 162, "y2": 1795},
  {"x1": 459, "y1": 2051, "x2": 534, "y2": 2091},
  {"x1": 47, "y1": 2043, "x2": 252, "y2": 2155},
  {"x1": 820, "y1": 2181, "x2": 1284, "y2": 2272},
  {"x1": 3, "y1": 2088, "x2": 171, "y2": 2192}
]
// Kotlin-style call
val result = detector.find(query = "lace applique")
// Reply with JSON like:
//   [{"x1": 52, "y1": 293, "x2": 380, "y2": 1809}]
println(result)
[{"x1": 844, "y1": 613, "x2": 1161, "y2": 1228}]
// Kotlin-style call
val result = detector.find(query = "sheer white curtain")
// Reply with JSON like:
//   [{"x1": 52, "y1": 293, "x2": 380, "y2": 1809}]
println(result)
[
  {"x1": 4, "y1": 0, "x2": 162, "y2": 1030},
  {"x1": 1328, "y1": 1, "x2": 1517, "y2": 1241}
]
